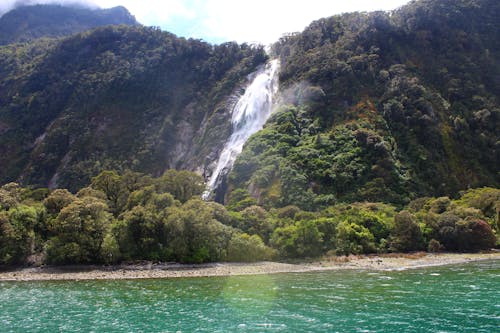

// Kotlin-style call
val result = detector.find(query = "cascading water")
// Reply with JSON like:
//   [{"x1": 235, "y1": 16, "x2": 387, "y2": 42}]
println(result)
[{"x1": 202, "y1": 59, "x2": 280, "y2": 200}]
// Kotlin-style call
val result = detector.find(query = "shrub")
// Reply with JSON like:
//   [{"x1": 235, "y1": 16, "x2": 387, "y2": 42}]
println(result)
[
  {"x1": 226, "y1": 233, "x2": 276, "y2": 262},
  {"x1": 390, "y1": 211, "x2": 423, "y2": 252}
]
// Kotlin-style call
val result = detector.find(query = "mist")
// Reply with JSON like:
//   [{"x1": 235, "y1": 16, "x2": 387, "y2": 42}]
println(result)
[{"x1": 0, "y1": 0, "x2": 99, "y2": 17}]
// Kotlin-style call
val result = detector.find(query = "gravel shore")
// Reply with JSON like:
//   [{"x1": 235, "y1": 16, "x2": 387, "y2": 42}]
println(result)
[{"x1": 1, "y1": 252, "x2": 498, "y2": 281}]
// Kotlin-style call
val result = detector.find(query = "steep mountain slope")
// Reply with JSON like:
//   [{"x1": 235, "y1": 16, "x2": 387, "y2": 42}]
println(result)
[
  {"x1": 0, "y1": 25, "x2": 267, "y2": 190},
  {"x1": 227, "y1": 0, "x2": 499, "y2": 209},
  {"x1": 0, "y1": 4, "x2": 138, "y2": 45},
  {"x1": 0, "y1": 0, "x2": 498, "y2": 208}
]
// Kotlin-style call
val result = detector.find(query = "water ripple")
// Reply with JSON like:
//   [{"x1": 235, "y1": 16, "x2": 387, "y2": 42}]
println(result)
[{"x1": 0, "y1": 260, "x2": 498, "y2": 332}]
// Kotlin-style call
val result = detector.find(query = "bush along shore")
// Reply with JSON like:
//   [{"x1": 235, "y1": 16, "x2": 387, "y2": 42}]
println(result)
[{"x1": 0, "y1": 170, "x2": 498, "y2": 268}]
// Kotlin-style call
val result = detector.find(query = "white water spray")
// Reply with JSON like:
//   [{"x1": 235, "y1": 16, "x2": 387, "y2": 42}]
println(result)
[{"x1": 202, "y1": 59, "x2": 280, "y2": 200}]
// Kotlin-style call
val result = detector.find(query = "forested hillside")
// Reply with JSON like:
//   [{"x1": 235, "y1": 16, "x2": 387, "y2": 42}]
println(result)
[
  {"x1": 227, "y1": 0, "x2": 499, "y2": 209},
  {"x1": 0, "y1": 24, "x2": 267, "y2": 191},
  {"x1": 0, "y1": 4, "x2": 138, "y2": 44}
]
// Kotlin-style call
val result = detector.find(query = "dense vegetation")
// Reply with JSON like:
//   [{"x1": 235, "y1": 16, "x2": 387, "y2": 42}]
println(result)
[
  {"x1": 227, "y1": 0, "x2": 499, "y2": 208},
  {"x1": 1, "y1": 1, "x2": 497, "y2": 205},
  {"x1": 0, "y1": 170, "x2": 497, "y2": 266},
  {"x1": 0, "y1": 4, "x2": 138, "y2": 45},
  {"x1": 0, "y1": 24, "x2": 267, "y2": 191}
]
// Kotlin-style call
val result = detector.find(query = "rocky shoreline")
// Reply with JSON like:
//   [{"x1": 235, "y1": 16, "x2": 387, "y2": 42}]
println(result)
[{"x1": 0, "y1": 252, "x2": 498, "y2": 281}]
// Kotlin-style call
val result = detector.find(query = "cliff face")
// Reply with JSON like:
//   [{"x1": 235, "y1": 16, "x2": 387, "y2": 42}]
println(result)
[{"x1": 226, "y1": 0, "x2": 499, "y2": 209}]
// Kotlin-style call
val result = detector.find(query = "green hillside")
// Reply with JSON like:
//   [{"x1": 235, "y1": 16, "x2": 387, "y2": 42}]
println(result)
[
  {"x1": 0, "y1": 25, "x2": 267, "y2": 191},
  {"x1": 227, "y1": 0, "x2": 499, "y2": 209}
]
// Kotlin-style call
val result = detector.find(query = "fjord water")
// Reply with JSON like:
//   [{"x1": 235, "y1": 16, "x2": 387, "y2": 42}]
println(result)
[
  {"x1": 203, "y1": 59, "x2": 280, "y2": 199},
  {"x1": 1, "y1": 261, "x2": 498, "y2": 332}
]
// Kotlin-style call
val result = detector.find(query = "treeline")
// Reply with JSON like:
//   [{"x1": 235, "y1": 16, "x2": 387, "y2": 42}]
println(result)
[{"x1": 0, "y1": 170, "x2": 498, "y2": 266}]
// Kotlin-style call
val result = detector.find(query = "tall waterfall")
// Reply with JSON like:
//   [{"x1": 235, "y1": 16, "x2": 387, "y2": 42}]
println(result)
[{"x1": 203, "y1": 59, "x2": 280, "y2": 200}]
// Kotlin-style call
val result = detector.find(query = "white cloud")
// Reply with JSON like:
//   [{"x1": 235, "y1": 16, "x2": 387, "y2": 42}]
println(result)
[
  {"x1": 0, "y1": 0, "x2": 98, "y2": 16},
  {"x1": 95, "y1": 0, "x2": 197, "y2": 25},
  {"x1": 199, "y1": 0, "x2": 410, "y2": 44}
]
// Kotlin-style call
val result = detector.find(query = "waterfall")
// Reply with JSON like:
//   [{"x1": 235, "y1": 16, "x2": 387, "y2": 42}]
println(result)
[{"x1": 202, "y1": 59, "x2": 280, "y2": 200}]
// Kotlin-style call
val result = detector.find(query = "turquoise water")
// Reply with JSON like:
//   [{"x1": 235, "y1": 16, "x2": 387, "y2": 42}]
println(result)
[{"x1": 0, "y1": 261, "x2": 498, "y2": 332}]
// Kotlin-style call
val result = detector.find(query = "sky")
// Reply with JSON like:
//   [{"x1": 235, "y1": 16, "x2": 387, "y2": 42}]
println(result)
[{"x1": 1, "y1": 0, "x2": 411, "y2": 44}]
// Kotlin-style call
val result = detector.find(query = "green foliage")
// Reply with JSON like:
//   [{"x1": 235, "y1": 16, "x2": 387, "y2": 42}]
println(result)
[
  {"x1": 226, "y1": 189, "x2": 257, "y2": 211},
  {"x1": 414, "y1": 191, "x2": 498, "y2": 252},
  {"x1": 0, "y1": 205, "x2": 39, "y2": 264},
  {"x1": 164, "y1": 199, "x2": 233, "y2": 263},
  {"x1": 228, "y1": 0, "x2": 499, "y2": 209},
  {"x1": 45, "y1": 196, "x2": 112, "y2": 264},
  {"x1": 271, "y1": 220, "x2": 323, "y2": 258},
  {"x1": 156, "y1": 170, "x2": 205, "y2": 204},
  {"x1": 0, "y1": 23, "x2": 267, "y2": 190},
  {"x1": 118, "y1": 205, "x2": 165, "y2": 261},
  {"x1": 234, "y1": 205, "x2": 273, "y2": 243},
  {"x1": 390, "y1": 211, "x2": 424, "y2": 252},
  {"x1": 0, "y1": 172, "x2": 498, "y2": 265},
  {"x1": 324, "y1": 203, "x2": 395, "y2": 253},
  {"x1": 228, "y1": 102, "x2": 410, "y2": 210},
  {"x1": 100, "y1": 232, "x2": 121, "y2": 264},
  {"x1": 0, "y1": 183, "x2": 23, "y2": 210},
  {"x1": 335, "y1": 222, "x2": 375, "y2": 255},
  {"x1": 43, "y1": 189, "x2": 75, "y2": 215},
  {"x1": 91, "y1": 170, "x2": 128, "y2": 216},
  {"x1": 454, "y1": 187, "x2": 500, "y2": 230},
  {"x1": 226, "y1": 233, "x2": 276, "y2": 262}
]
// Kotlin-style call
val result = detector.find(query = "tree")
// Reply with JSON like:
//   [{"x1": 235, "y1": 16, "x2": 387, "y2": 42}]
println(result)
[
  {"x1": 43, "y1": 189, "x2": 76, "y2": 215},
  {"x1": 0, "y1": 183, "x2": 23, "y2": 210},
  {"x1": 156, "y1": 170, "x2": 205, "y2": 203},
  {"x1": 454, "y1": 218, "x2": 496, "y2": 251},
  {"x1": 390, "y1": 210, "x2": 423, "y2": 252},
  {"x1": 91, "y1": 170, "x2": 127, "y2": 216},
  {"x1": 119, "y1": 205, "x2": 165, "y2": 260},
  {"x1": 226, "y1": 233, "x2": 276, "y2": 262},
  {"x1": 336, "y1": 221, "x2": 375, "y2": 255},
  {"x1": 239, "y1": 205, "x2": 273, "y2": 243},
  {"x1": 270, "y1": 220, "x2": 323, "y2": 258},
  {"x1": 226, "y1": 188, "x2": 257, "y2": 211},
  {"x1": 164, "y1": 199, "x2": 232, "y2": 263},
  {"x1": 433, "y1": 213, "x2": 496, "y2": 252},
  {"x1": 0, "y1": 205, "x2": 38, "y2": 264},
  {"x1": 45, "y1": 197, "x2": 112, "y2": 264}
]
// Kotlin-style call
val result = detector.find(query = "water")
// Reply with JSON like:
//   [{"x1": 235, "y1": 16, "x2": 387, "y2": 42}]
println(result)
[
  {"x1": 203, "y1": 59, "x2": 280, "y2": 199},
  {"x1": 1, "y1": 260, "x2": 498, "y2": 332}
]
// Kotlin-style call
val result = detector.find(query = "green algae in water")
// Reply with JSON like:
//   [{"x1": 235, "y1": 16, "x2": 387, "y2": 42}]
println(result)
[{"x1": 0, "y1": 260, "x2": 499, "y2": 332}]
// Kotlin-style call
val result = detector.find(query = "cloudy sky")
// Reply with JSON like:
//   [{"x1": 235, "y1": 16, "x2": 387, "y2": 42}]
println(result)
[{"x1": 1, "y1": 0, "x2": 411, "y2": 44}]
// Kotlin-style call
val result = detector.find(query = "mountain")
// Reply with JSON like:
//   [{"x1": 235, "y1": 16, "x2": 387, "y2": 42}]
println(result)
[
  {"x1": 0, "y1": 24, "x2": 267, "y2": 191},
  {"x1": 0, "y1": 4, "x2": 138, "y2": 45},
  {"x1": 226, "y1": 0, "x2": 500, "y2": 209},
  {"x1": 0, "y1": 0, "x2": 498, "y2": 207}
]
